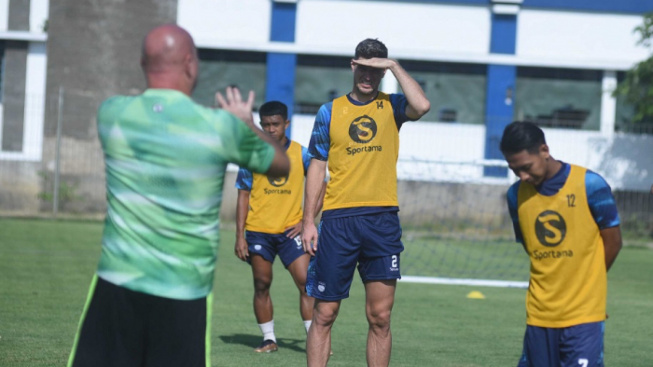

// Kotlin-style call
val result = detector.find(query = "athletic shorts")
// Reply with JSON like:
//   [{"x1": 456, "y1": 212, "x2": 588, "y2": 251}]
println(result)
[
  {"x1": 306, "y1": 212, "x2": 404, "y2": 301},
  {"x1": 517, "y1": 321, "x2": 605, "y2": 367},
  {"x1": 68, "y1": 276, "x2": 211, "y2": 367},
  {"x1": 245, "y1": 229, "x2": 305, "y2": 268}
]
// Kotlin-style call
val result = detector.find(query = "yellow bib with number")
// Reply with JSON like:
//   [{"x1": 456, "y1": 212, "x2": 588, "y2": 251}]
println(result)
[
  {"x1": 246, "y1": 141, "x2": 304, "y2": 233},
  {"x1": 324, "y1": 93, "x2": 399, "y2": 210},
  {"x1": 518, "y1": 165, "x2": 606, "y2": 327}
]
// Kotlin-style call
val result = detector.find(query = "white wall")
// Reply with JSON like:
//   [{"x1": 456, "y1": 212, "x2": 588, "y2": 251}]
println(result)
[
  {"x1": 0, "y1": 0, "x2": 8, "y2": 31},
  {"x1": 22, "y1": 42, "x2": 47, "y2": 160},
  {"x1": 517, "y1": 10, "x2": 649, "y2": 69},
  {"x1": 30, "y1": 0, "x2": 48, "y2": 33},
  {"x1": 178, "y1": 0, "x2": 272, "y2": 47},
  {"x1": 544, "y1": 129, "x2": 652, "y2": 192},
  {"x1": 296, "y1": 0, "x2": 491, "y2": 57}
]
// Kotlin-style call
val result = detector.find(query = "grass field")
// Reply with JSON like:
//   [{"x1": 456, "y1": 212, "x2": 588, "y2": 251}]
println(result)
[{"x1": 1, "y1": 218, "x2": 652, "y2": 366}]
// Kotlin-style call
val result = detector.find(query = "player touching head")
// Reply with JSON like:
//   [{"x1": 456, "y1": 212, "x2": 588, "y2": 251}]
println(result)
[{"x1": 301, "y1": 37, "x2": 430, "y2": 366}]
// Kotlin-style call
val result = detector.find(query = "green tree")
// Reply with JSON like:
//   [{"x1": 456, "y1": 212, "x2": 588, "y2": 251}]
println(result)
[{"x1": 614, "y1": 13, "x2": 653, "y2": 123}]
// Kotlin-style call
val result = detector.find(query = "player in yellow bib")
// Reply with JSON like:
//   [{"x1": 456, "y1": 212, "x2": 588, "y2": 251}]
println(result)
[
  {"x1": 500, "y1": 121, "x2": 622, "y2": 367},
  {"x1": 301, "y1": 38, "x2": 430, "y2": 367},
  {"x1": 235, "y1": 101, "x2": 325, "y2": 353}
]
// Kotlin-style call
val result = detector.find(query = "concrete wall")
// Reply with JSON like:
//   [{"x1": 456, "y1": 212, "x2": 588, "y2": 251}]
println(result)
[
  {"x1": 218, "y1": 170, "x2": 512, "y2": 232},
  {"x1": 38, "y1": 0, "x2": 178, "y2": 213}
]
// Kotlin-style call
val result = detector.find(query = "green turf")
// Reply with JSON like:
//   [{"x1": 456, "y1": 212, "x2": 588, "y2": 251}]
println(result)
[{"x1": 0, "y1": 218, "x2": 651, "y2": 366}]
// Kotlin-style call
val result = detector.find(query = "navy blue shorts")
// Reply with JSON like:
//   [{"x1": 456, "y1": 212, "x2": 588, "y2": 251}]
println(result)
[
  {"x1": 306, "y1": 212, "x2": 404, "y2": 301},
  {"x1": 517, "y1": 321, "x2": 605, "y2": 367},
  {"x1": 246, "y1": 229, "x2": 305, "y2": 268}
]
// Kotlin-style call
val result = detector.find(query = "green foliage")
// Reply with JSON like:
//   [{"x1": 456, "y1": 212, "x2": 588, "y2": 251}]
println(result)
[
  {"x1": 37, "y1": 171, "x2": 80, "y2": 210},
  {"x1": 634, "y1": 13, "x2": 653, "y2": 48},
  {"x1": 614, "y1": 13, "x2": 653, "y2": 123}
]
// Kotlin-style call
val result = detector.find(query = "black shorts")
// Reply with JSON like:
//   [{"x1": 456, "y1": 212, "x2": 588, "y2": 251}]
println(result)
[{"x1": 68, "y1": 276, "x2": 211, "y2": 367}]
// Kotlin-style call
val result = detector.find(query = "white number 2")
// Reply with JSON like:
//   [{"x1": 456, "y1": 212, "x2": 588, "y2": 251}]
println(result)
[
  {"x1": 391, "y1": 255, "x2": 398, "y2": 268},
  {"x1": 578, "y1": 358, "x2": 588, "y2": 367}
]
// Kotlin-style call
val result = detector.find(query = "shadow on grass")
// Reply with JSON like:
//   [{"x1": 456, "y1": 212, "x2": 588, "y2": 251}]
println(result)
[{"x1": 219, "y1": 333, "x2": 306, "y2": 353}]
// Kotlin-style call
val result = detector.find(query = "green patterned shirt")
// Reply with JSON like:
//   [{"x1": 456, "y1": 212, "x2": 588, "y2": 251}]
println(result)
[{"x1": 96, "y1": 89, "x2": 275, "y2": 300}]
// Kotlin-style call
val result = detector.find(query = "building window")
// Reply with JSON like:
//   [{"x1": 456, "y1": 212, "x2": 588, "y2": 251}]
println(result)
[
  {"x1": 294, "y1": 54, "x2": 352, "y2": 114},
  {"x1": 515, "y1": 67, "x2": 602, "y2": 130},
  {"x1": 193, "y1": 49, "x2": 267, "y2": 108},
  {"x1": 400, "y1": 60, "x2": 487, "y2": 124},
  {"x1": 0, "y1": 41, "x2": 4, "y2": 104},
  {"x1": 615, "y1": 71, "x2": 653, "y2": 134}
]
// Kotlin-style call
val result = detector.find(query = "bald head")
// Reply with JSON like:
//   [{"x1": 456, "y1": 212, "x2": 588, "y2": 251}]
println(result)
[{"x1": 141, "y1": 24, "x2": 198, "y2": 94}]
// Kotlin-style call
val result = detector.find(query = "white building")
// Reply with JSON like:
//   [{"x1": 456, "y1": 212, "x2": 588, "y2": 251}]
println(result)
[{"x1": 0, "y1": 0, "x2": 651, "y2": 216}]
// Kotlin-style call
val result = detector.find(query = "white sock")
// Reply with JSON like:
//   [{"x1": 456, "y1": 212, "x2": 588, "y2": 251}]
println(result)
[
  {"x1": 259, "y1": 320, "x2": 276, "y2": 342},
  {"x1": 304, "y1": 320, "x2": 312, "y2": 334}
]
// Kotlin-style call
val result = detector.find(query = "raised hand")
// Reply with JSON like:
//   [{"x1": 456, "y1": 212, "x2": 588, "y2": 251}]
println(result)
[{"x1": 215, "y1": 86, "x2": 255, "y2": 126}]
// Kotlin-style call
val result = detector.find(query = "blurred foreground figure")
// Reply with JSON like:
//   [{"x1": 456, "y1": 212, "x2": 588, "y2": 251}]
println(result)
[{"x1": 67, "y1": 24, "x2": 289, "y2": 367}]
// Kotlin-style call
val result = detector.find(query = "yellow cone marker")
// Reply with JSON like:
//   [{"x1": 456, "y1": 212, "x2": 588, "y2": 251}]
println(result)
[{"x1": 467, "y1": 291, "x2": 485, "y2": 299}]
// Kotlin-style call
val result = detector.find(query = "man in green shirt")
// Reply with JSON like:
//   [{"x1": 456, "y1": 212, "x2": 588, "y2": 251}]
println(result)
[{"x1": 68, "y1": 24, "x2": 289, "y2": 367}]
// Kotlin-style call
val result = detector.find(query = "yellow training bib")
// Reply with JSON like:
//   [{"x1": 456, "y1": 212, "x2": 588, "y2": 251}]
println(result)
[
  {"x1": 324, "y1": 93, "x2": 399, "y2": 210},
  {"x1": 518, "y1": 165, "x2": 606, "y2": 327},
  {"x1": 245, "y1": 141, "x2": 304, "y2": 233}
]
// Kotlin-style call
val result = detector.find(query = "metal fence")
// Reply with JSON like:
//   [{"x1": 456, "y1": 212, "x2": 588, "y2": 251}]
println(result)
[{"x1": 0, "y1": 89, "x2": 651, "y2": 240}]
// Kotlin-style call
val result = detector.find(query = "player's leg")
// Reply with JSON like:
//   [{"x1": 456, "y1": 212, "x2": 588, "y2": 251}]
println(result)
[
  {"x1": 251, "y1": 254, "x2": 274, "y2": 323},
  {"x1": 517, "y1": 325, "x2": 561, "y2": 367},
  {"x1": 278, "y1": 232, "x2": 313, "y2": 326},
  {"x1": 245, "y1": 232, "x2": 280, "y2": 352},
  {"x1": 286, "y1": 254, "x2": 313, "y2": 322},
  {"x1": 307, "y1": 298, "x2": 341, "y2": 367},
  {"x1": 358, "y1": 212, "x2": 404, "y2": 367},
  {"x1": 559, "y1": 321, "x2": 605, "y2": 367},
  {"x1": 305, "y1": 217, "x2": 360, "y2": 366},
  {"x1": 250, "y1": 254, "x2": 278, "y2": 352},
  {"x1": 363, "y1": 279, "x2": 397, "y2": 367}
]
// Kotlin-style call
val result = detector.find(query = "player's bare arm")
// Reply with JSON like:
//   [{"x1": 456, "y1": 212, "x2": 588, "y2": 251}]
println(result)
[
  {"x1": 601, "y1": 226, "x2": 622, "y2": 271},
  {"x1": 353, "y1": 58, "x2": 430, "y2": 120},
  {"x1": 234, "y1": 189, "x2": 251, "y2": 261},
  {"x1": 315, "y1": 180, "x2": 327, "y2": 214},
  {"x1": 302, "y1": 159, "x2": 327, "y2": 256},
  {"x1": 291, "y1": 181, "x2": 327, "y2": 240}
]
